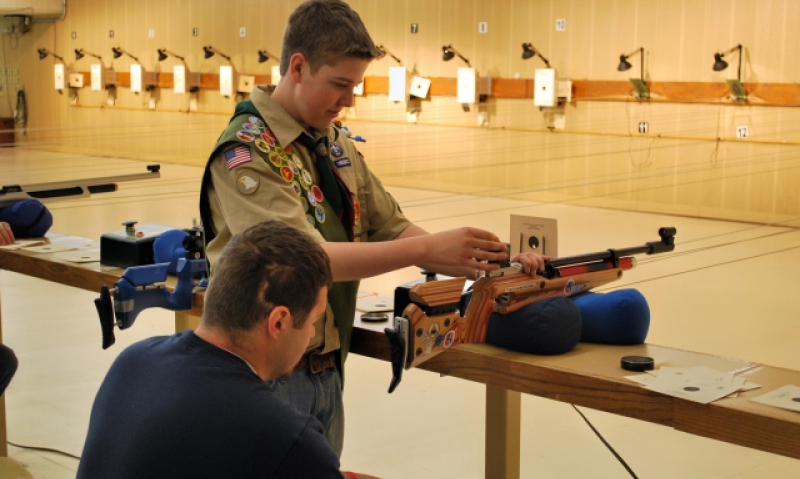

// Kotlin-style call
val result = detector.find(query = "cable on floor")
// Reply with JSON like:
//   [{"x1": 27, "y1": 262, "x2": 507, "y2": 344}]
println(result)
[
  {"x1": 572, "y1": 404, "x2": 639, "y2": 479},
  {"x1": 7, "y1": 441, "x2": 81, "y2": 460}
]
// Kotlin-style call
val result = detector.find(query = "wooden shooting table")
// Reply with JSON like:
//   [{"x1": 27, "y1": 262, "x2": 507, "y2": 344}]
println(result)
[{"x1": 1, "y1": 244, "x2": 800, "y2": 478}]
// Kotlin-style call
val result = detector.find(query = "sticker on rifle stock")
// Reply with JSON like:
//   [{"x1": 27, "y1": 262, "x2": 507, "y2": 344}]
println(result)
[
  {"x1": 563, "y1": 279, "x2": 582, "y2": 296},
  {"x1": 443, "y1": 330, "x2": 456, "y2": 349}
]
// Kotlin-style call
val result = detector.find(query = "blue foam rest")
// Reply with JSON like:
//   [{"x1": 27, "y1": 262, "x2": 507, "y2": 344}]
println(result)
[
  {"x1": 0, "y1": 200, "x2": 52, "y2": 238},
  {"x1": 571, "y1": 289, "x2": 650, "y2": 345},
  {"x1": 486, "y1": 296, "x2": 582, "y2": 355}
]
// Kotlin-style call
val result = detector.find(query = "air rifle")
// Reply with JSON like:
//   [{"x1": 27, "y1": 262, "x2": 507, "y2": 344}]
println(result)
[
  {"x1": 94, "y1": 228, "x2": 207, "y2": 349},
  {"x1": 384, "y1": 227, "x2": 677, "y2": 393},
  {"x1": 0, "y1": 164, "x2": 161, "y2": 208}
]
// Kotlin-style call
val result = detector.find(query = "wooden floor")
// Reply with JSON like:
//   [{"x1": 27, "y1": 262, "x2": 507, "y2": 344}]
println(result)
[{"x1": 2, "y1": 148, "x2": 799, "y2": 478}]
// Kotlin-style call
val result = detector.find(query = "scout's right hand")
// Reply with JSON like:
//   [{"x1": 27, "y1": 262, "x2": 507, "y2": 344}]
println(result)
[{"x1": 419, "y1": 227, "x2": 508, "y2": 278}]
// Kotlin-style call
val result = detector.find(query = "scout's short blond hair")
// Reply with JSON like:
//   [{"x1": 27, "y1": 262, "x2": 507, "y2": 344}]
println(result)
[{"x1": 280, "y1": 0, "x2": 383, "y2": 75}]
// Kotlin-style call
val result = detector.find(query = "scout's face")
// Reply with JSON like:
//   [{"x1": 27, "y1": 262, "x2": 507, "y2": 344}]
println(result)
[
  {"x1": 278, "y1": 286, "x2": 328, "y2": 378},
  {"x1": 295, "y1": 56, "x2": 369, "y2": 130}
]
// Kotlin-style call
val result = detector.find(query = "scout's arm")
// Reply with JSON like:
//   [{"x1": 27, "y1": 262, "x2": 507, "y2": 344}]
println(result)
[{"x1": 320, "y1": 225, "x2": 509, "y2": 282}]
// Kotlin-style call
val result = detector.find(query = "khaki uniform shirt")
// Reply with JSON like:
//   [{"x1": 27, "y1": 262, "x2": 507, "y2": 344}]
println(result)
[{"x1": 204, "y1": 85, "x2": 411, "y2": 356}]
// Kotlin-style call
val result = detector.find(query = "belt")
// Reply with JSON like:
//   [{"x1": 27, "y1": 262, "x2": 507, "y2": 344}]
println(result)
[{"x1": 295, "y1": 351, "x2": 337, "y2": 374}]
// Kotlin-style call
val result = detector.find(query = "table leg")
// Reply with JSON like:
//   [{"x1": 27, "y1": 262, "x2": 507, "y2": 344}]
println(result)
[
  {"x1": 485, "y1": 385, "x2": 521, "y2": 479},
  {"x1": 174, "y1": 312, "x2": 201, "y2": 333}
]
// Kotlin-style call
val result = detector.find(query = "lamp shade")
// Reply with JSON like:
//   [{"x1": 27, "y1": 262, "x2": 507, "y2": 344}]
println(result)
[
  {"x1": 442, "y1": 46, "x2": 454, "y2": 61},
  {"x1": 617, "y1": 54, "x2": 632, "y2": 72},
  {"x1": 713, "y1": 53, "x2": 728, "y2": 71}
]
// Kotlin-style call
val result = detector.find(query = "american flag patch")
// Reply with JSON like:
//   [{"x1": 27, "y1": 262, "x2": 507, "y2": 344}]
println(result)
[{"x1": 224, "y1": 146, "x2": 252, "y2": 170}]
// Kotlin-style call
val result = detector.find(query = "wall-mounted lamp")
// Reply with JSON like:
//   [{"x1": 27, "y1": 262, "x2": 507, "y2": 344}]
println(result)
[
  {"x1": 157, "y1": 48, "x2": 185, "y2": 64},
  {"x1": 713, "y1": 44, "x2": 746, "y2": 102},
  {"x1": 75, "y1": 48, "x2": 102, "y2": 62},
  {"x1": 38, "y1": 48, "x2": 64, "y2": 63},
  {"x1": 203, "y1": 45, "x2": 231, "y2": 62},
  {"x1": 257, "y1": 49, "x2": 279, "y2": 64},
  {"x1": 521, "y1": 43, "x2": 550, "y2": 67},
  {"x1": 442, "y1": 45, "x2": 470, "y2": 67},
  {"x1": 377, "y1": 44, "x2": 402, "y2": 65},
  {"x1": 158, "y1": 49, "x2": 197, "y2": 95},
  {"x1": 39, "y1": 48, "x2": 66, "y2": 94},
  {"x1": 617, "y1": 47, "x2": 648, "y2": 100},
  {"x1": 112, "y1": 47, "x2": 140, "y2": 63},
  {"x1": 713, "y1": 44, "x2": 743, "y2": 80}
]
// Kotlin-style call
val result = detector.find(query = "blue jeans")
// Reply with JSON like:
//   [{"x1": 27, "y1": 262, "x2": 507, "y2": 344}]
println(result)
[{"x1": 266, "y1": 367, "x2": 344, "y2": 457}]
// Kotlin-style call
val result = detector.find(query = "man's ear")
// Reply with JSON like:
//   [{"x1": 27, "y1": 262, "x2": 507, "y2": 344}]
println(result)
[
  {"x1": 287, "y1": 52, "x2": 307, "y2": 83},
  {"x1": 266, "y1": 306, "x2": 292, "y2": 339}
]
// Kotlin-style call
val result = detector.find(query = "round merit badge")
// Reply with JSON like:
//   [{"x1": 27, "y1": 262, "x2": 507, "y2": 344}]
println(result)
[
  {"x1": 261, "y1": 132, "x2": 276, "y2": 147},
  {"x1": 254, "y1": 138, "x2": 269, "y2": 153},
  {"x1": 291, "y1": 181, "x2": 302, "y2": 197},
  {"x1": 315, "y1": 205, "x2": 326, "y2": 223},
  {"x1": 301, "y1": 169, "x2": 313, "y2": 188},
  {"x1": 330, "y1": 142, "x2": 343, "y2": 157},
  {"x1": 248, "y1": 116, "x2": 265, "y2": 128},
  {"x1": 287, "y1": 161, "x2": 300, "y2": 176},
  {"x1": 236, "y1": 130, "x2": 255, "y2": 142},
  {"x1": 280, "y1": 166, "x2": 294, "y2": 182},
  {"x1": 311, "y1": 185, "x2": 324, "y2": 202},
  {"x1": 268, "y1": 152, "x2": 282, "y2": 167},
  {"x1": 306, "y1": 214, "x2": 315, "y2": 226},
  {"x1": 307, "y1": 190, "x2": 318, "y2": 207},
  {"x1": 300, "y1": 196, "x2": 309, "y2": 212},
  {"x1": 236, "y1": 171, "x2": 259, "y2": 195},
  {"x1": 242, "y1": 123, "x2": 261, "y2": 132}
]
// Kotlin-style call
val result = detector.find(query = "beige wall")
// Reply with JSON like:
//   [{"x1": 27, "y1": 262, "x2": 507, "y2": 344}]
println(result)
[{"x1": 3, "y1": 0, "x2": 799, "y2": 225}]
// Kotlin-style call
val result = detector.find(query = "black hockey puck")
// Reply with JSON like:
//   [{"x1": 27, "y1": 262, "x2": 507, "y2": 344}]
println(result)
[{"x1": 620, "y1": 355, "x2": 654, "y2": 372}]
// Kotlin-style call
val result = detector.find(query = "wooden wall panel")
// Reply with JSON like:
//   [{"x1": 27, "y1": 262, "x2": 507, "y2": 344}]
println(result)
[{"x1": 6, "y1": 0, "x2": 800, "y2": 226}]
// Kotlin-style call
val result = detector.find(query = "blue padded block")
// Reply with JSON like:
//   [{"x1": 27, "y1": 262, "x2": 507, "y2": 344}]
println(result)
[
  {"x1": 486, "y1": 296, "x2": 582, "y2": 355},
  {"x1": 572, "y1": 289, "x2": 650, "y2": 345}
]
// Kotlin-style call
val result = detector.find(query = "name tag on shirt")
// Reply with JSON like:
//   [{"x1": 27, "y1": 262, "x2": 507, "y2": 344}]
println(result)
[{"x1": 334, "y1": 157, "x2": 351, "y2": 168}]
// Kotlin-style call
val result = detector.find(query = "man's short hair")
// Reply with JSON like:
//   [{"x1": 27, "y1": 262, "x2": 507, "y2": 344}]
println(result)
[
  {"x1": 203, "y1": 220, "x2": 332, "y2": 332},
  {"x1": 280, "y1": 0, "x2": 383, "y2": 75}
]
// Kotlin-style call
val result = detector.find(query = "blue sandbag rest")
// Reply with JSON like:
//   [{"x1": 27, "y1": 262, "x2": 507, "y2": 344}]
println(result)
[
  {"x1": 484, "y1": 289, "x2": 650, "y2": 355},
  {"x1": 572, "y1": 289, "x2": 650, "y2": 345},
  {"x1": 0, "y1": 199, "x2": 53, "y2": 238}
]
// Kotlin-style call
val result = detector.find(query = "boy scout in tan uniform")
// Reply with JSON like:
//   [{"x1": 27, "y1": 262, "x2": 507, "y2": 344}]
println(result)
[{"x1": 200, "y1": 0, "x2": 546, "y2": 459}]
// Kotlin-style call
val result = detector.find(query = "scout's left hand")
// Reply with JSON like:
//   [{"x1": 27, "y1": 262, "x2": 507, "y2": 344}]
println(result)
[{"x1": 511, "y1": 252, "x2": 549, "y2": 276}]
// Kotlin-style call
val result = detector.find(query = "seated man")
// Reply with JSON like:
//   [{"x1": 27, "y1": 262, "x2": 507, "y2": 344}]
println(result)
[{"x1": 77, "y1": 220, "x2": 377, "y2": 479}]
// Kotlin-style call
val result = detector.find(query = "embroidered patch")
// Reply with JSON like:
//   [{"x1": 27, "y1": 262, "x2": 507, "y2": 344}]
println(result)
[
  {"x1": 268, "y1": 152, "x2": 282, "y2": 167},
  {"x1": 291, "y1": 181, "x2": 303, "y2": 197},
  {"x1": 307, "y1": 190, "x2": 318, "y2": 207},
  {"x1": 306, "y1": 214, "x2": 316, "y2": 226},
  {"x1": 330, "y1": 142, "x2": 343, "y2": 157},
  {"x1": 249, "y1": 116, "x2": 265, "y2": 128},
  {"x1": 280, "y1": 166, "x2": 294, "y2": 182},
  {"x1": 236, "y1": 130, "x2": 255, "y2": 142},
  {"x1": 311, "y1": 185, "x2": 324, "y2": 203},
  {"x1": 254, "y1": 138, "x2": 269, "y2": 153},
  {"x1": 242, "y1": 123, "x2": 261, "y2": 132},
  {"x1": 235, "y1": 171, "x2": 259, "y2": 195},
  {"x1": 315, "y1": 204, "x2": 326, "y2": 223},
  {"x1": 334, "y1": 157, "x2": 351, "y2": 168},
  {"x1": 224, "y1": 146, "x2": 252, "y2": 170},
  {"x1": 261, "y1": 132, "x2": 276, "y2": 147}
]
